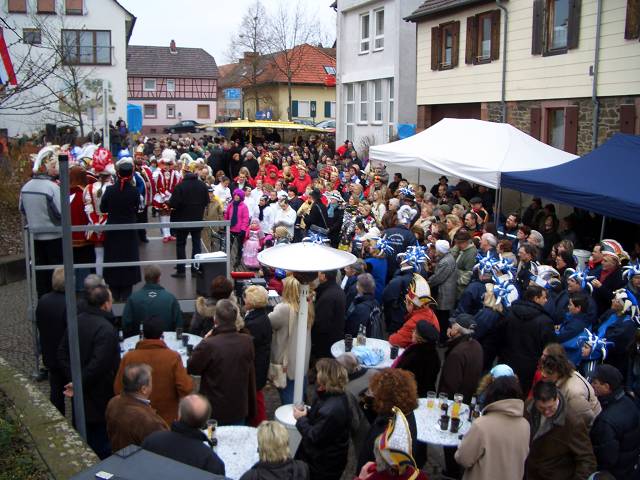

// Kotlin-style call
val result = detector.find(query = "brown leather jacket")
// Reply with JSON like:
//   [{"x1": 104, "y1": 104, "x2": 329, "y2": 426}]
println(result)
[{"x1": 105, "y1": 393, "x2": 168, "y2": 452}]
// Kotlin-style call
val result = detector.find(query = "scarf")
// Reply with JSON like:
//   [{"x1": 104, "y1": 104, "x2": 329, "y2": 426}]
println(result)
[
  {"x1": 258, "y1": 204, "x2": 267, "y2": 222},
  {"x1": 230, "y1": 200, "x2": 240, "y2": 228},
  {"x1": 327, "y1": 203, "x2": 336, "y2": 218}
]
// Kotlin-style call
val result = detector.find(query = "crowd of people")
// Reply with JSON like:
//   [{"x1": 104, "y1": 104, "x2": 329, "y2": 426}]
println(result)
[{"x1": 22, "y1": 133, "x2": 640, "y2": 480}]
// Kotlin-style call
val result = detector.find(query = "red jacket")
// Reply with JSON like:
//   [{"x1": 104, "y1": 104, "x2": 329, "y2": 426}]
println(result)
[
  {"x1": 292, "y1": 174, "x2": 312, "y2": 195},
  {"x1": 70, "y1": 185, "x2": 89, "y2": 247},
  {"x1": 389, "y1": 307, "x2": 439, "y2": 348}
]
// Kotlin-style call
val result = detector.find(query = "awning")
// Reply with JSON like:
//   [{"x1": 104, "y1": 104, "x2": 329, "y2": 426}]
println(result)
[{"x1": 201, "y1": 119, "x2": 330, "y2": 133}]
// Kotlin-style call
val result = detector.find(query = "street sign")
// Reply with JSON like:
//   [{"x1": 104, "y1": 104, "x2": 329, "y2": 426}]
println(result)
[{"x1": 224, "y1": 88, "x2": 242, "y2": 100}]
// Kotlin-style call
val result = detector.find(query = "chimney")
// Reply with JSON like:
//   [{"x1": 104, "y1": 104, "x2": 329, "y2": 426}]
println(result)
[
  {"x1": 169, "y1": 39, "x2": 177, "y2": 54},
  {"x1": 242, "y1": 52, "x2": 259, "y2": 64}
]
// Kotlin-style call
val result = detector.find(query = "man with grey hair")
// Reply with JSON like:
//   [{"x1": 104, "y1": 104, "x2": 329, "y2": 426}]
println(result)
[
  {"x1": 528, "y1": 230, "x2": 545, "y2": 260},
  {"x1": 143, "y1": 394, "x2": 225, "y2": 475},
  {"x1": 345, "y1": 273, "x2": 382, "y2": 338},
  {"x1": 479, "y1": 232, "x2": 498, "y2": 256},
  {"x1": 105, "y1": 363, "x2": 168, "y2": 452}
]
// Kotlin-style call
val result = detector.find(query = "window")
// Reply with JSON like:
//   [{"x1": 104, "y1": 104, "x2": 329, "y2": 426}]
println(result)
[
  {"x1": 345, "y1": 84, "x2": 355, "y2": 140},
  {"x1": 166, "y1": 79, "x2": 175, "y2": 92},
  {"x1": 296, "y1": 101, "x2": 311, "y2": 118},
  {"x1": 537, "y1": 105, "x2": 578, "y2": 153},
  {"x1": 465, "y1": 10, "x2": 500, "y2": 64},
  {"x1": 547, "y1": 108, "x2": 565, "y2": 149},
  {"x1": 373, "y1": 79, "x2": 383, "y2": 123},
  {"x1": 324, "y1": 66, "x2": 336, "y2": 75},
  {"x1": 625, "y1": 0, "x2": 640, "y2": 40},
  {"x1": 359, "y1": 82, "x2": 368, "y2": 123},
  {"x1": 8, "y1": 0, "x2": 27, "y2": 13},
  {"x1": 388, "y1": 78, "x2": 395, "y2": 141},
  {"x1": 65, "y1": 0, "x2": 83, "y2": 15},
  {"x1": 360, "y1": 12, "x2": 370, "y2": 53},
  {"x1": 431, "y1": 21, "x2": 460, "y2": 70},
  {"x1": 143, "y1": 79, "x2": 156, "y2": 91},
  {"x1": 23, "y1": 29, "x2": 42, "y2": 45},
  {"x1": 374, "y1": 8, "x2": 384, "y2": 50},
  {"x1": 532, "y1": 0, "x2": 580, "y2": 55},
  {"x1": 197, "y1": 104, "x2": 210, "y2": 119},
  {"x1": 166, "y1": 104, "x2": 176, "y2": 119},
  {"x1": 62, "y1": 30, "x2": 111, "y2": 65},
  {"x1": 330, "y1": 101, "x2": 336, "y2": 118},
  {"x1": 37, "y1": 0, "x2": 55, "y2": 13},
  {"x1": 143, "y1": 104, "x2": 157, "y2": 119}
]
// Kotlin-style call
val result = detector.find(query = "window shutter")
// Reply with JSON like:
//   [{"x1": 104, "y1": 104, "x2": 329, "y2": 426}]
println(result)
[
  {"x1": 491, "y1": 10, "x2": 501, "y2": 60},
  {"x1": 465, "y1": 16, "x2": 477, "y2": 64},
  {"x1": 451, "y1": 21, "x2": 460, "y2": 68},
  {"x1": 65, "y1": 0, "x2": 83, "y2": 14},
  {"x1": 532, "y1": 0, "x2": 544, "y2": 55},
  {"x1": 620, "y1": 104, "x2": 637, "y2": 134},
  {"x1": 431, "y1": 27, "x2": 441, "y2": 70},
  {"x1": 625, "y1": 0, "x2": 640, "y2": 40},
  {"x1": 564, "y1": 106, "x2": 579, "y2": 154},
  {"x1": 530, "y1": 107, "x2": 542, "y2": 140},
  {"x1": 324, "y1": 101, "x2": 331, "y2": 118},
  {"x1": 291, "y1": 101, "x2": 298, "y2": 117},
  {"x1": 8, "y1": 0, "x2": 27, "y2": 12},
  {"x1": 310, "y1": 101, "x2": 317, "y2": 118},
  {"x1": 37, "y1": 0, "x2": 55, "y2": 12},
  {"x1": 567, "y1": 0, "x2": 581, "y2": 49}
]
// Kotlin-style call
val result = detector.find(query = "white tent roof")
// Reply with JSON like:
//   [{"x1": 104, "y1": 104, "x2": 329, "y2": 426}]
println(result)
[{"x1": 369, "y1": 118, "x2": 578, "y2": 188}]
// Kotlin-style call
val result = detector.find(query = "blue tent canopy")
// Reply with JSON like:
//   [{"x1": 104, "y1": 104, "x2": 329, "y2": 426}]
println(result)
[
  {"x1": 127, "y1": 104, "x2": 142, "y2": 134},
  {"x1": 501, "y1": 133, "x2": 640, "y2": 224}
]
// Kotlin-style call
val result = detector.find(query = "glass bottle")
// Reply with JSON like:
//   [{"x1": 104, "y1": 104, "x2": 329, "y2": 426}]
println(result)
[
  {"x1": 468, "y1": 396, "x2": 477, "y2": 422},
  {"x1": 357, "y1": 324, "x2": 367, "y2": 346}
]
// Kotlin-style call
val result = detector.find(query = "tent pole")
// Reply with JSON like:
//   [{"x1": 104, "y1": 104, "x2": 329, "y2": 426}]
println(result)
[
  {"x1": 495, "y1": 187, "x2": 502, "y2": 224},
  {"x1": 600, "y1": 216, "x2": 606, "y2": 240}
]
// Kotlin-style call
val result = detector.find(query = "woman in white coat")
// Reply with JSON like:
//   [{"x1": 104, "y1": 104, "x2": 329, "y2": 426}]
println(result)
[
  {"x1": 272, "y1": 198, "x2": 297, "y2": 239},
  {"x1": 268, "y1": 275, "x2": 314, "y2": 404}
]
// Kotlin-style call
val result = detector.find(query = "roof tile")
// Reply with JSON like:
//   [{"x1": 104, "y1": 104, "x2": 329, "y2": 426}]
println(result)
[{"x1": 126, "y1": 45, "x2": 219, "y2": 79}]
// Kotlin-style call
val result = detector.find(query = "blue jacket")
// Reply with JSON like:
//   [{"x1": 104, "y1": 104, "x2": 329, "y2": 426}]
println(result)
[
  {"x1": 345, "y1": 294, "x2": 380, "y2": 337},
  {"x1": 382, "y1": 269, "x2": 413, "y2": 334},
  {"x1": 454, "y1": 280, "x2": 487, "y2": 317},
  {"x1": 472, "y1": 307, "x2": 501, "y2": 342},
  {"x1": 384, "y1": 226, "x2": 415, "y2": 276},
  {"x1": 365, "y1": 257, "x2": 387, "y2": 304},
  {"x1": 587, "y1": 310, "x2": 637, "y2": 375},
  {"x1": 552, "y1": 289, "x2": 598, "y2": 326},
  {"x1": 556, "y1": 312, "x2": 591, "y2": 366}
]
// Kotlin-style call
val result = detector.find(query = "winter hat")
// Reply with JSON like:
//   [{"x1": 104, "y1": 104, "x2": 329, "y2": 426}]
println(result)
[
  {"x1": 613, "y1": 288, "x2": 639, "y2": 318},
  {"x1": 593, "y1": 364, "x2": 623, "y2": 390},
  {"x1": 490, "y1": 364, "x2": 514, "y2": 378},
  {"x1": 376, "y1": 407, "x2": 418, "y2": 476},
  {"x1": 624, "y1": 261, "x2": 640, "y2": 280},
  {"x1": 435, "y1": 240, "x2": 450, "y2": 255},
  {"x1": 565, "y1": 267, "x2": 596, "y2": 293},
  {"x1": 32, "y1": 145, "x2": 61, "y2": 174},
  {"x1": 406, "y1": 273, "x2": 436, "y2": 307},
  {"x1": 232, "y1": 188, "x2": 245, "y2": 201},
  {"x1": 469, "y1": 197, "x2": 482, "y2": 205},
  {"x1": 397, "y1": 205, "x2": 417, "y2": 225},
  {"x1": 415, "y1": 320, "x2": 439, "y2": 344},
  {"x1": 450, "y1": 313, "x2": 476, "y2": 331}
]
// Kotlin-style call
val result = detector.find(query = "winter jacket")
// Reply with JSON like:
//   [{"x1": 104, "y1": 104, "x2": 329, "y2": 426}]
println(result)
[
  {"x1": 382, "y1": 268, "x2": 413, "y2": 334},
  {"x1": 168, "y1": 173, "x2": 209, "y2": 222},
  {"x1": 556, "y1": 312, "x2": 591, "y2": 366},
  {"x1": 187, "y1": 326, "x2": 257, "y2": 424},
  {"x1": 35, "y1": 290, "x2": 67, "y2": 370},
  {"x1": 121, "y1": 283, "x2": 183, "y2": 337},
  {"x1": 552, "y1": 289, "x2": 598, "y2": 326},
  {"x1": 592, "y1": 267, "x2": 626, "y2": 316},
  {"x1": 365, "y1": 257, "x2": 387, "y2": 303},
  {"x1": 189, "y1": 294, "x2": 240, "y2": 337},
  {"x1": 142, "y1": 420, "x2": 225, "y2": 476},
  {"x1": 343, "y1": 275, "x2": 358, "y2": 310},
  {"x1": 105, "y1": 393, "x2": 168, "y2": 452},
  {"x1": 244, "y1": 307, "x2": 273, "y2": 391},
  {"x1": 312, "y1": 280, "x2": 347, "y2": 359},
  {"x1": 394, "y1": 342, "x2": 440, "y2": 397},
  {"x1": 225, "y1": 198, "x2": 250, "y2": 234},
  {"x1": 272, "y1": 206, "x2": 297, "y2": 237},
  {"x1": 345, "y1": 293, "x2": 380, "y2": 337},
  {"x1": 389, "y1": 307, "x2": 440, "y2": 348},
  {"x1": 590, "y1": 388, "x2": 640, "y2": 479},
  {"x1": 428, "y1": 252, "x2": 458, "y2": 311},
  {"x1": 295, "y1": 391, "x2": 351, "y2": 480},
  {"x1": 240, "y1": 459, "x2": 310, "y2": 480},
  {"x1": 19, "y1": 175, "x2": 61, "y2": 240},
  {"x1": 556, "y1": 371, "x2": 601, "y2": 428},
  {"x1": 384, "y1": 226, "x2": 415, "y2": 277},
  {"x1": 455, "y1": 399, "x2": 530, "y2": 480},
  {"x1": 453, "y1": 243, "x2": 478, "y2": 297},
  {"x1": 269, "y1": 302, "x2": 312, "y2": 381},
  {"x1": 303, "y1": 201, "x2": 329, "y2": 232},
  {"x1": 58, "y1": 306, "x2": 121, "y2": 424},
  {"x1": 454, "y1": 280, "x2": 488, "y2": 317},
  {"x1": 589, "y1": 310, "x2": 637, "y2": 376},
  {"x1": 500, "y1": 299, "x2": 555, "y2": 395},
  {"x1": 525, "y1": 393, "x2": 597, "y2": 480},
  {"x1": 114, "y1": 339, "x2": 193, "y2": 425},
  {"x1": 438, "y1": 335, "x2": 484, "y2": 403}
]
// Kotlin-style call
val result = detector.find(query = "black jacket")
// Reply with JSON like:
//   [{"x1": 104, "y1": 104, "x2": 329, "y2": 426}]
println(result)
[
  {"x1": 57, "y1": 306, "x2": 120, "y2": 423},
  {"x1": 590, "y1": 389, "x2": 640, "y2": 479},
  {"x1": 395, "y1": 342, "x2": 440, "y2": 397},
  {"x1": 500, "y1": 300, "x2": 555, "y2": 395},
  {"x1": 295, "y1": 391, "x2": 350, "y2": 480},
  {"x1": 343, "y1": 275, "x2": 358, "y2": 310},
  {"x1": 304, "y1": 201, "x2": 329, "y2": 232},
  {"x1": 312, "y1": 280, "x2": 346, "y2": 359},
  {"x1": 382, "y1": 269, "x2": 413, "y2": 334},
  {"x1": 208, "y1": 147, "x2": 226, "y2": 176},
  {"x1": 344, "y1": 293, "x2": 379, "y2": 337},
  {"x1": 242, "y1": 158, "x2": 259, "y2": 177},
  {"x1": 142, "y1": 421, "x2": 225, "y2": 476},
  {"x1": 36, "y1": 290, "x2": 67, "y2": 370},
  {"x1": 169, "y1": 173, "x2": 210, "y2": 223},
  {"x1": 244, "y1": 307, "x2": 273, "y2": 390},
  {"x1": 239, "y1": 459, "x2": 310, "y2": 480},
  {"x1": 592, "y1": 268, "x2": 626, "y2": 317},
  {"x1": 384, "y1": 226, "x2": 415, "y2": 278}
]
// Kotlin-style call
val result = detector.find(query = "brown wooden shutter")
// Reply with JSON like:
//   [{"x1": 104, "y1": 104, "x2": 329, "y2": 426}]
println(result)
[
  {"x1": 465, "y1": 16, "x2": 478, "y2": 64},
  {"x1": 625, "y1": 0, "x2": 640, "y2": 40},
  {"x1": 491, "y1": 10, "x2": 501, "y2": 60},
  {"x1": 530, "y1": 107, "x2": 542, "y2": 140},
  {"x1": 564, "y1": 106, "x2": 579, "y2": 154},
  {"x1": 431, "y1": 27, "x2": 441, "y2": 70},
  {"x1": 37, "y1": 0, "x2": 55, "y2": 12},
  {"x1": 65, "y1": 0, "x2": 83, "y2": 14},
  {"x1": 620, "y1": 104, "x2": 637, "y2": 134},
  {"x1": 532, "y1": 0, "x2": 544, "y2": 55},
  {"x1": 451, "y1": 21, "x2": 460, "y2": 67},
  {"x1": 567, "y1": 0, "x2": 582, "y2": 49},
  {"x1": 8, "y1": 0, "x2": 27, "y2": 12}
]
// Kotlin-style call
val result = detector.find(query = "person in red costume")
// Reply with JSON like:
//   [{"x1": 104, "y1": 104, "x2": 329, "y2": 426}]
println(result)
[{"x1": 152, "y1": 149, "x2": 181, "y2": 242}]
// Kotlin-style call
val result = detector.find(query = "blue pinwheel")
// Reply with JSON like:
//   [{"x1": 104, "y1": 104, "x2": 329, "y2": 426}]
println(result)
[
  {"x1": 494, "y1": 255, "x2": 517, "y2": 276},
  {"x1": 578, "y1": 328, "x2": 614, "y2": 361},
  {"x1": 623, "y1": 260, "x2": 640, "y2": 281},
  {"x1": 398, "y1": 244, "x2": 429, "y2": 272},
  {"x1": 492, "y1": 275, "x2": 519, "y2": 308},
  {"x1": 473, "y1": 252, "x2": 498, "y2": 276},
  {"x1": 373, "y1": 236, "x2": 395, "y2": 256},
  {"x1": 398, "y1": 185, "x2": 415, "y2": 198},
  {"x1": 566, "y1": 267, "x2": 596, "y2": 293},
  {"x1": 302, "y1": 232, "x2": 330, "y2": 245}
]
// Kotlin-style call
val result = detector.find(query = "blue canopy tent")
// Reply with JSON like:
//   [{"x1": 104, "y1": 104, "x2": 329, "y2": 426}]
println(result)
[
  {"x1": 127, "y1": 104, "x2": 143, "y2": 134},
  {"x1": 501, "y1": 133, "x2": 640, "y2": 225}
]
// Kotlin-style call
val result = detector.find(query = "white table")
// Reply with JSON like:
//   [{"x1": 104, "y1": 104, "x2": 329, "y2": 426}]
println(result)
[
  {"x1": 122, "y1": 331, "x2": 203, "y2": 367},
  {"x1": 215, "y1": 426, "x2": 259, "y2": 480},
  {"x1": 330, "y1": 338, "x2": 404, "y2": 369},
  {"x1": 413, "y1": 398, "x2": 472, "y2": 447}
]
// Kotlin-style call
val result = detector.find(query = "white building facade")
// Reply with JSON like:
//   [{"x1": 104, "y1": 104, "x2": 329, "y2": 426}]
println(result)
[
  {"x1": 335, "y1": 0, "x2": 423, "y2": 156},
  {"x1": 0, "y1": 0, "x2": 134, "y2": 137}
]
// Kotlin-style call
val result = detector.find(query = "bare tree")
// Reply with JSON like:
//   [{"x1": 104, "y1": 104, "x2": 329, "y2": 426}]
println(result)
[{"x1": 266, "y1": 0, "x2": 318, "y2": 121}]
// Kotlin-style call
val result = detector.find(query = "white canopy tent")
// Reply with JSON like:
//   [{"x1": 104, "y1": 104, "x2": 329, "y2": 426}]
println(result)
[{"x1": 369, "y1": 118, "x2": 578, "y2": 188}]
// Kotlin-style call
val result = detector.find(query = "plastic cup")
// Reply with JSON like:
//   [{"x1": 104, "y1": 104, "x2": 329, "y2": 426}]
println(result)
[
  {"x1": 426, "y1": 391, "x2": 436, "y2": 409},
  {"x1": 206, "y1": 419, "x2": 217, "y2": 440}
]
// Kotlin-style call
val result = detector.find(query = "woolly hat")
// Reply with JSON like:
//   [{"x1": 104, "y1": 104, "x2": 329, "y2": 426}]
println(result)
[
  {"x1": 435, "y1": 240, "x2": 450, "y2": 255},
  {"x1": 397, "y1": 205, "x2": 417, "y2": 225},
  {"x1": 232, "y1": 188, "x2": 245, "y2": 201},
  {"x1": 406, "y1": 274, "x2": 435, "y2": 307},
  {"x1": 324, "y1": 190, "x2": 344, "y2": 203},
  {"x1": 376, "y1": 407, "x2": 419, "y2": 478},
  {"x1": 593, "y1": 364, "x2": 623, "y2": 390},
  {"x1": 450, "y1": 313, "x2": 476, "y2": 330},
  {"x1": 415, "y1": 320, "x2": 439, "y2": 344}
]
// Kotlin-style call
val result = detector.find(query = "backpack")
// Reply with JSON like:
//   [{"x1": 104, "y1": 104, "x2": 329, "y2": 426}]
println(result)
[{"x1": 367, "y1": 303, "x2": 384, "y2": 339}]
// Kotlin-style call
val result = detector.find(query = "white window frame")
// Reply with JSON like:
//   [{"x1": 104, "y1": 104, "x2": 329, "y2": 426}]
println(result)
[
  {"x1": 143, "y1": 78, "x2": 156, "y2": 92},
  {"x1": 359, "y1": 12, "x2": 370, "y2": 54},
  {"x1": 373, "y1": 79, "x2": 383, "y2": 124},
  {"x1": 166, "y1": 79, "x2": 175, "y2": 92},
  {"x1": 330, "y1": 101, "x2": 336, "y2": 119},
  {"x1": 388, "y1": 78, "x2": 395, "y2": 141},
  {"x1": 373, "y1": 8, "x2": 384, "y2": 51},
  {"x1": 143, "y1": 104, "x2": 157, "y2": 118},
  {"x1": 358, "y1": 82, "x2": 368, "y2": 124},
  {"x1": 166, "y1": 104, "x2": 176, "y2": 119},
  {"x1": 297, "y1": 100, "x2": 311, "y2": 118},
  {"x1": 324, "y1": 66, "x2": 336, "y2": 75},
  {"x1": 345, "y1": 84, "x2": 355, "y2": 133}
]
